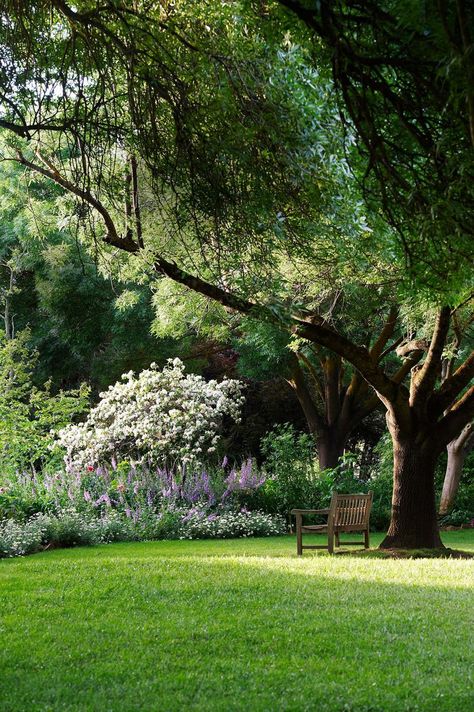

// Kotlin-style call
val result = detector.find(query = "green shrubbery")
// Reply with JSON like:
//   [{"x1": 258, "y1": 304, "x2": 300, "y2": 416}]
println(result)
[
  {"x1": 1, "y1": 345, "x2": 472, "y2": 563},
  {"x1": 0, "y1": 331, "x2": 89, "y2": 477},
  {"x1": 0, "y1": 508, "x2": 285, "y2": 558},
  {"x1": 240, "y1": 424, "x2": 387, "y2": 525}
]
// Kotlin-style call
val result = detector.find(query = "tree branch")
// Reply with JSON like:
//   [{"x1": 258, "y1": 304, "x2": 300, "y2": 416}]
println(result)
[
  {"x1": 287, "y1": 355, "x2": 325, "y2": 435},
  {"x1": 369, "y1": 306, "x2": 398, "y2": 361},
  {"x1": 411, "y1": 306, "x2": 451, "y2": 406},
  {"x1": 433, "y1": 384, "x2": 474, "y2": 448},
  {"x1": 15, "y1": 151, "x2": 140, "y2": 254},
  {"x1": 12, "y1": 147, "x2": 401, "y2": 403},
  {"x1": 297, "y1": 351, "x2": 324, "y2": 403},
  {"x1": 431, "y1": 349, "x2": 474, "y2": 415}
]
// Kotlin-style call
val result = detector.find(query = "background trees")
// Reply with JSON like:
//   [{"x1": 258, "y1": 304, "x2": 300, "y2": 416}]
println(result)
[{"x1": 0, "y1": 1, "x2": 472, "y2": 547}]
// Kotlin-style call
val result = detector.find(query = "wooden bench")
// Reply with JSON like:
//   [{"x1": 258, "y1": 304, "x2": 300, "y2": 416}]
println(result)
[{"x1": 291, "y1": 492, "x2": 373, "y2": 555}]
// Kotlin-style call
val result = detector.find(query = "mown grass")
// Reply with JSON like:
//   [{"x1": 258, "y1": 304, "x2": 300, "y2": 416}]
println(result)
[{"x1": 1, "y1": 532, "x2": 473, "y2": 712}]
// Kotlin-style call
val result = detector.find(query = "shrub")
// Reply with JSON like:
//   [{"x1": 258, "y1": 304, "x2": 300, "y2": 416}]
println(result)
[
  {"x1": 0, "y1": 456, "x2": 266, "y2": 521},
  {"x1": 0, "y1": 514, "x2": 48, "y2": 557},
  {"x1": 247, "y1": 425, "x2": 374, "y2": 522},
  {"x1": 180, "y1": 509, "x2": 286, "y2": 539},
  {"x1": 0, "y1": 506, "x2": 286, "y2": 558},
  {"x1": 0, "y1": 330, "x2": 89, "y2": 477},
  {"x1": 42, "y1": 509, "x2": 101, "y2": 548},
  {"x1": 57, "y1": 358, "x2": 244, "y2": 470},
  {"x1": 439, "y1": 510, "x2": 474, "y2": 527},
  {"x1": 254, "y1": 424, "x2": 317, "y2": 517}
]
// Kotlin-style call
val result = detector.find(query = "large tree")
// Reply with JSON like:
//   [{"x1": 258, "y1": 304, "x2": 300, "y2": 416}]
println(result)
[{"x1": 0, "y1": 1, "x2": 472, "y2": 548}]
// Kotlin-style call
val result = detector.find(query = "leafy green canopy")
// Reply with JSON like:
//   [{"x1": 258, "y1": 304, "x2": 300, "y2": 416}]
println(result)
[
  {"x1": 0, "y1": 0, "x2": 437, "y2": 307},
  {"x1": 0, "y1": 154, "x2": 190, "y2": 390},
  {"x1": 277, "y1": 0, "x2": 474, "y2": 296}
]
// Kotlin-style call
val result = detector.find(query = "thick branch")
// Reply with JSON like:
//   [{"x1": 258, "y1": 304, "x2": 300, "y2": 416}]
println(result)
[
  {"x1": 287, "y1": 355, "x2": 325, "y2": 435},
  {"x1": 433, "y1": 384, "x2": 474, "y2": 447},
  {"x1": 431, "y1": 349, "x2": 474, "y2": 415},
  {"x1": 297, "y1": 351, "x2": 324, "y2": 403},
  {"x1": 396, "y1": 339, "x2": 428, "y2": 359},
  {"x1": 323, "y1": 356, "x2": 342, "y2": 427},
  {"x1": 369, "y1": 306, "x2": 398, "y2": 360},
  {"x1": 411, "y1": 307, "x2": 451, "y2": 406},
  {"x1": 452, "y1": 421, "x2": 474, "y2": 452},
  {"x1": 391, "y1": 351, "x2": 425, "y2": 384}
]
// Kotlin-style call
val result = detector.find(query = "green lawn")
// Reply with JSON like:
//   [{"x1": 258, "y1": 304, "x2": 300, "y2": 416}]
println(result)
[{"x1": 1, "y1": 532, "x2": 473, "y2": 712}]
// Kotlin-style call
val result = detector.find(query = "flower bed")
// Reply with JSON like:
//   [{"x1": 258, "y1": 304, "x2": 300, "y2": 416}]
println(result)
[{"x1": 0, "y1": 508, "x2": 286, "y2": 559}]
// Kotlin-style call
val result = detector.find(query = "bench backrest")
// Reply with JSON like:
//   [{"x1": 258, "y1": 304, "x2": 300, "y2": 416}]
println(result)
[{"x1": 330, "y1": 492, "x2": 373, "y2": 530}]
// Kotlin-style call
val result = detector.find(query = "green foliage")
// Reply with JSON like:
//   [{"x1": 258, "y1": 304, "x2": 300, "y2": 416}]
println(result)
[
  {"x1": 234, "y1": 319, "x2": 292, "y2": 379},
  {"x1": 256, "y1": 424, "x2": 317, "y2": 516},
  {"x1": 438, "y1": 450, "x2": 474, "y2": 526},
  {"x1": 243, "y1": 425, "x2": 376, "y2": 521},
  {"x1": 0, "y1": 514, "x2": 46, "y2": 557},
  {"x1": 0, "y1": 331, "x2": 89, "y2": 476},
  {"x1": 0, "y1": 507, "x2": 286, "y2": 558},
  {"x1": 0, "y1": 156, "x2": 193, "y2": 394},
  {"x1": 41, "y1": 510, "x2": 101, "y2": 549}
]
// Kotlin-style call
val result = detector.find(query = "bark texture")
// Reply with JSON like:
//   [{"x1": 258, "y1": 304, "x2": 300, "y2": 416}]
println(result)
[
  {"x1": 439, "y1": 423, "x2": 474, "y2": 516},
  {"x1": 381, "y1": 438, "x2": 442, "y2": 549}
]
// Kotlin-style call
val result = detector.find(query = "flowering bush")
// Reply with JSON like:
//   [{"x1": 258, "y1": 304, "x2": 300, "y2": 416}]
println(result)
[
  {"x1": 0, "y1": 453, "x2": 280, "y2": 558},
  {"x1": 57, "y1": 358, "x2": 244, "y2": 470},
  {"x1": 0, "y1": 514, "x2": 48, "y2": 557},
  {"x1": 0, "y1": 507, "x2": 286, "y2": 558},
  {"x1": 0, "y1": 454, "x2": 268, "y2": 533},
  {"x1": 180, "y1": 509, "x2": 286, "y2": 539}
]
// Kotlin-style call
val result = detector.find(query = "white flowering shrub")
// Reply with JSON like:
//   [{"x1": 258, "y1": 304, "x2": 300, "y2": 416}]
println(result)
[
  {"x1": 180, "y1": 509, "x2": 286, "y2": 539},
  {"x1": 0, "y1": 514, "x2": 48, "y2": 557},
  {"x1": 0, "y1": 508, "x2": 286, "y2": 558},
  {"x1": 57, "y1": 359, "x2": 244, "y2": 470}
]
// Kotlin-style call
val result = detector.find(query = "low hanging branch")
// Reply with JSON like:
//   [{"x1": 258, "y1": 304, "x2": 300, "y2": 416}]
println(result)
[{"x1": 9, "y1": 149, "x2": 474, "y2": 452}]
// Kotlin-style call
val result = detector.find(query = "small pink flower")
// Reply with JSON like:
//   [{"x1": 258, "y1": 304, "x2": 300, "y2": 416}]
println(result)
[{"x1": 87, "y1": 466, "x2": 94, "y2": 472}]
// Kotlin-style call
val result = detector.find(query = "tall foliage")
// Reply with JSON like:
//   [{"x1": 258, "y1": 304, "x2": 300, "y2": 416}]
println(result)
[{"x1": 0, "y1": 331, "x2": 89, "y2": 475}]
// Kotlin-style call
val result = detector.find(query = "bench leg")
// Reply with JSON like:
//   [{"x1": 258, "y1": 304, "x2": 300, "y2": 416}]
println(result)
[
  {"x1": 364, "y1": 530, "x2": 370, "y2": 549},
  {"x1": 296, "y1": 515, "x2": 302, "y2": 555},
  {"x1": 335, "y1": 532, "x2": 340, "y2": 547},
  {"x1": 327, "y1": 533, "x2": 334, "y2": 554}
]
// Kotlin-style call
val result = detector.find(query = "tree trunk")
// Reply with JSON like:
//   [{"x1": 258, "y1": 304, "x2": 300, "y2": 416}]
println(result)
[
  {"x1": 439, "y1": 424, "x2": 474, "y2": 516},
  {"x1": 380, "y1": 438, "x2": 443, "y2": 549},
  {"x1": 317, "y1": 432, "x2": 344, "y2": 470}
]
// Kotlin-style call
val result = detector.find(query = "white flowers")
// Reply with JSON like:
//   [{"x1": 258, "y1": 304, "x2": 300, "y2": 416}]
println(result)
[
  {"x1": 57, "y1": 359, "x2": 244, "y2": 470},
  {"x1": 0, "y1": 515, "x2": 47, "y2": 557},
  {"x1": 180, "y1": 510, "x2": 286, "y2": 539}
]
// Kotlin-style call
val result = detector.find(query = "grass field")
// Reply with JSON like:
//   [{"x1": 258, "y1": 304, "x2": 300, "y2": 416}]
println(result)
[{"x1": 1, "y1": 532, "x2": 473, "y2": 712}]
